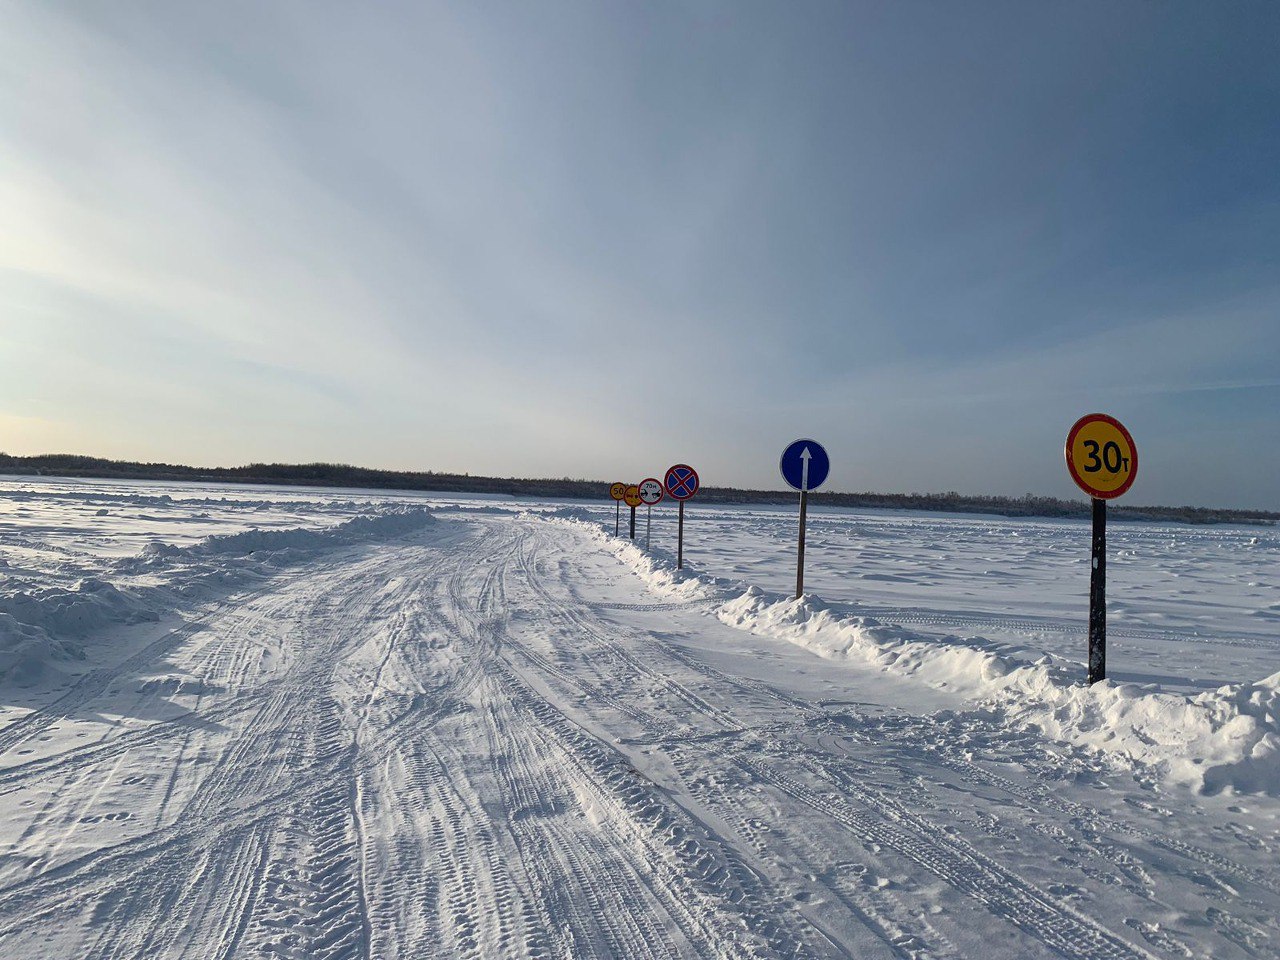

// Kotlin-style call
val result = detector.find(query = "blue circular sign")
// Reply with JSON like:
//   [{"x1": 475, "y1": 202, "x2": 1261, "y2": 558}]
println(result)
[
  {"x1": 664, "y1": 464, "x2": 700, "y2": 501},
  {"x1": 780, "y1": 439, "x2": 829, "y2": 492}
]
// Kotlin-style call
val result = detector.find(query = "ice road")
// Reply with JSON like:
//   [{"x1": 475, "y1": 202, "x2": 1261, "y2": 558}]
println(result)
[{"x1": 0, "y1": 487, "x2": 1277, "y2": 958}]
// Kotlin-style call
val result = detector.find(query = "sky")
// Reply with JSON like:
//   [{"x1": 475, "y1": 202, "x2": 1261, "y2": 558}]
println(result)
[{"x1": 2, "y1": 2, "x2": 1278, "y2": 509}]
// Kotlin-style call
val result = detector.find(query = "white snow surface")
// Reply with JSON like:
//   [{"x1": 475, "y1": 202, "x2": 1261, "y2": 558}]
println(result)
[
  {"x1": 574, "y1": 510, "x2": 1280, "y2": 797},
  {"x1": 0, "y1": 476, "x2": 1278, "y2": 959}
]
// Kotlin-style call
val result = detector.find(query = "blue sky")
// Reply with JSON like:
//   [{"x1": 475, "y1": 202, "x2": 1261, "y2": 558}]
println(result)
[{"x1": 2, "y1": 2, "x2": 1278, "y2": 508}]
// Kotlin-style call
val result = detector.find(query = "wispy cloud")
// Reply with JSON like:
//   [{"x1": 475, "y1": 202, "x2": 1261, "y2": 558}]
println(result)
[{"x1": 1, "y1": 3, "x2": 1277, "y2": 507}]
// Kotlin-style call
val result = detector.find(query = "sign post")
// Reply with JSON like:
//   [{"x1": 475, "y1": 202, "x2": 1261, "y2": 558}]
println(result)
[
  {"x1": 663, "y1": 464, "x2": 700, "y2": 569},
  {"x1": 638, "y1": 478, "x2": 664, "y2": 550},
  {"x1": 609, "y1": 482, "x2": 626, "y2": 537},
  {"x1": 623, "y1": 484, "x2": 643, "y2": 540},
  {"x1": 1065, "y1": 414, "x2": 1138, "y2": 685},
  {"x1": 780, "y1": 439, "x2": 830, "y2": 599}
]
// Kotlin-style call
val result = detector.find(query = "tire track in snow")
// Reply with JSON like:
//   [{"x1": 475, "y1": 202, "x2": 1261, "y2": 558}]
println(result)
[
  {"x1": 510, "y1": 519, "x2": 1166, "y2": 960},
  {"x1": 0, "y1": 542, "x2": 436, "y2": 957}
]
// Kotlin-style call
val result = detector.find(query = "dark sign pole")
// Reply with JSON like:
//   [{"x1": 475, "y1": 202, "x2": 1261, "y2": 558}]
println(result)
[
  {"x1": 664, "y1": 465, "x2": 698, "y2": 570},
  {"x1": 629, "y1": 505, "x2": 636, "y2": 540},
  {"x1": 1088, "y1": 497, "x2": 1106, "y2": 684},
  {"x1": 796, "y1": 487, "x2": 809, "y2": 599},
  {"x1": 1066, "y1": 414, "x2": 1135, "y2": 686},
  {"x1": 615, "y1": 501, "x2": 620, "y2": 537},
  {"x1": 780, "y1": 441, "x2": 826, "y2": 600},
  {"x1": 677, "y1": 501, "x2": 685, "y2": 569}
]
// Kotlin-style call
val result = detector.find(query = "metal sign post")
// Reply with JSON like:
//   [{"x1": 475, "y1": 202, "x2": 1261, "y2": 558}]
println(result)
[
  {"x1": 780, "y1": 439, "x2": 830, "y2": 599},
  {"x1": 1089, "y1": 497, "x2": 1106, "y2": 684},
  {"x1": 663, "y1": 464, "x2": 700, "y2": 569},
  {"x1": 1065, "y1": 413, "x2": 1138, "y2": 685},
  {"x1": 796, "y1": 487, "x2": 808, "y2": 598},
  {"x1": 623, "y1": 484, "x2": 642, "y2": 541},
  {"x1": 609, "y1": 482, "x2": 626, "y2": 537},
  {"x1": 638, "y1": 478, "x2": 664, "y2": 551},
  {"x1": 677, "y1": 502, "x2": 684, "y2": 567}
]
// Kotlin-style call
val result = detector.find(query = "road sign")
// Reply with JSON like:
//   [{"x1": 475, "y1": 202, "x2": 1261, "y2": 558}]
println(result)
[
  {"x1": 638, "y1": 478, "x2": 664, "y2": 505},
  {"x1": 780, "y1": 439, "x2": 829, "y2": 492},
  {"x1": 1065, "y1": 414, "x2": 1137, "y2": 500},
  {"x1": 664, "y1": 464, "x2": 699, "y2": 501},
  {"x1": 663, "y1": 464, "x2": 699, "y2": 569},
  {"x1": 638, "y1": 478, "x2": 662, "y2": 549},
  {"x1": 1064, "y1": 413, "x2": 1137, "y2": 686},
  {"x1": 780, "y1": 439, "x2": 829, "y2": 598},
  {"x1": 623, "y1": 484, "x2": 641, "y2": 540},
  {"x1": 610, "y1": 481, "x2": 626, "y2": 536}
]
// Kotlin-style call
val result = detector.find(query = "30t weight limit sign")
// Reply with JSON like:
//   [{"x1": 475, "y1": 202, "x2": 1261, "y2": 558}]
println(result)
[
  {"x1": 780, "y1": 439, "x2": 829, "y2": 599},
  {"x1": 1065, "y1": 414, "x2": 1138, "y2": 686}
]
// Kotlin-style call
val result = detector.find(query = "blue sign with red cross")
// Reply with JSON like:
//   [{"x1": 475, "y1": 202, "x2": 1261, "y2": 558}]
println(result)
[{"x1": 664, "y1": 464, "x2": 700, "y2": 501}]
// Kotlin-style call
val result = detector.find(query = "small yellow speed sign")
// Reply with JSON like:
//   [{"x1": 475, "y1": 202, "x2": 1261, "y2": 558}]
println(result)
[
  {"x1": 1065, "y1": 413, "x2": 1138, "y2": 499},
  {"x1": 609, "y1": 482, "x2": 626, "y2": 501},
  {"x1": 623, "y1": 484, "x2": 643, "y2": 508}
]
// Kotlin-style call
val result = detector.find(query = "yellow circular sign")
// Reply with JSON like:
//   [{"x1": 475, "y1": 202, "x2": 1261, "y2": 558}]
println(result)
[
  {"x1": 623, "y1": 484, "x2": 643, "y2": 508},
  {"x1": 1065, "y1": 414, "x2": 1138, "y2": 499},
  {"x1": 609, "y1": 481, "x2": 626, "y2": 501}
]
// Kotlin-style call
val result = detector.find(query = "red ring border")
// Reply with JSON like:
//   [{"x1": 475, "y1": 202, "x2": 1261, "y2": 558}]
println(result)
[
  {"x1": 1064, "y1": 413, "x2": 1138, "y2": 500},
  {"x1": 663, "y1": 463, "x2": 700, "y2": 501},
  {"x1": 637, "y1": 477, "x2": 664, "y2": 505}
]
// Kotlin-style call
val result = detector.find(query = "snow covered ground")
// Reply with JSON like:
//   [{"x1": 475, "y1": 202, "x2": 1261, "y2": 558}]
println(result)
[{"x1": 0, "y1": 475, "x2": 1277, "y2": 958}]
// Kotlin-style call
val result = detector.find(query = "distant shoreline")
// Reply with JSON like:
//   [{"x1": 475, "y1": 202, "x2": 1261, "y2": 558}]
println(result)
[{"x1": 1, "y1": 453, "x2": 1274, "y2": 526}]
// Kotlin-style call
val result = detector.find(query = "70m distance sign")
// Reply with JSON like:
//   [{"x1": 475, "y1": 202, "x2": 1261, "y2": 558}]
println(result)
[{"x1": 638, "y1": 479, "x2": 664, "y2": 505}]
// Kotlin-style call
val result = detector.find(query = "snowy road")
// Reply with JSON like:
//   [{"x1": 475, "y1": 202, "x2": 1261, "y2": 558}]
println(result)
[{"x1": 0, "y1": 511, "x2": 1276, "y2": 958}]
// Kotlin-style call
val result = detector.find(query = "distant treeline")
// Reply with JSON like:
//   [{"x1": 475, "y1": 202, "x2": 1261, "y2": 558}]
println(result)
[{"x1": 1, "y1": 453, "x2": 1275, "y2": 526}]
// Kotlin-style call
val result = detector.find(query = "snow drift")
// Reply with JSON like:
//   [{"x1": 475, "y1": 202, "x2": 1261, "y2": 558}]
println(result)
[
  {"x1": 140, "y1": 506, "x2": 435, "y2": 561},
  {"x1": 717, "y1": 587, "x2": 1280, "y2": 796},
  {"x1": 0, "y1": 507, "x2": 436, "y2": 685},
  {"x1": 565, "y1": 513, "x2": 1280, "y2": 796}
]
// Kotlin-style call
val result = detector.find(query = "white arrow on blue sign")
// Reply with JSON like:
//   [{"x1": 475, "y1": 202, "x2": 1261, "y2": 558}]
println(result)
[{"x1": 780, "y1": 439, "x2": 830, "y2": 492}]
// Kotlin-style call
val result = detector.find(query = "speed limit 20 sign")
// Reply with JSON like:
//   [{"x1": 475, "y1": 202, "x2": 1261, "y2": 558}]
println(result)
[{"x1": 1065, "y1": 414, "x2": 1137, "y2": 500}]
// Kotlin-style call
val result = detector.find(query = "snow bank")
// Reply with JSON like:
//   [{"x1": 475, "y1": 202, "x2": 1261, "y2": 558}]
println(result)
[
  {"x1": 0, "y1": 579, "x2": 152, "y2": 685},
  {"x1": 717, "y1": 587, "x2": 1280, "y2": 795},
  {"x1": 559, "y1": 512, "x2": 1280, "y2": 796},
  {"x1": 149, "y1": 506, "x2": 435, "y2": 560},
  {"x1": 0, "y1": 611, "x2": 85, "y2": 686},
  {"x1": 548, "y1": 514, "x2": 731, "y2": 602},
  {"x1": 0, "y1": 507, "x2": 436, "y2": 686}
]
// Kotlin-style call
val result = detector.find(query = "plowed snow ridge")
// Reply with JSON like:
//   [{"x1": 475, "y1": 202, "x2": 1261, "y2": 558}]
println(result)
[{"x1": 571, "y1": 516, "x2": 1280, "y2": 796}]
